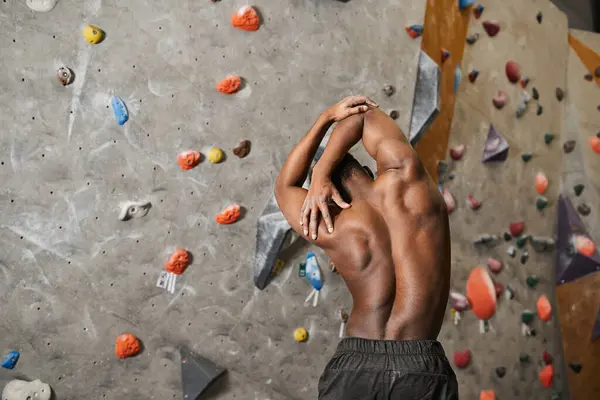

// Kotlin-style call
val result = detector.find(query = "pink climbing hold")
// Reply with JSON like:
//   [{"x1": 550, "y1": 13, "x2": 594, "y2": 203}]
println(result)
[
  {"x1": 482, "y1": 20, "x2": 500, "y2": 37},
  {"x1": 443, "y1": 188, "x2": 456, "y2": 214},
  {"x1": 509, "y1": 222, "x2": 525, "y2": 237},
  {"x1": 449, "y1": 144, "x2": 465, "y2": 160},
  {"x1": 467, "y1": 195, "x2": 482, "y2": 210},
  {"x1": 494, "y1": 282, "x2": 504, "y2": 298},
  {"x1": 542, "y1": 350, "x2": 553, "y2": 365},
  {"x1": 492, "y1": 91, "x2": 506, "y2": 109},
  {"x1": 506, "y1": 61, "x2": 521, "y2": 83},
  {"x1": 454, "y1": 349, "x2": 471, "y2": 369},
  {"x1": 487, "y1": 258, "x2": 503, "y2": 273},
  {"x1": 449, "y1": 291, "x2": 470, "y2": 311}
]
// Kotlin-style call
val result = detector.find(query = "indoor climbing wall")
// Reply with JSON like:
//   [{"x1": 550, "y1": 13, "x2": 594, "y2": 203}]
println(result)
[
  {"x1": 438, "y1": 0, "x2": 571, "y2": 399},
  {"x1": 0, "y1": 0, "x2": 428, "y2": 398}
]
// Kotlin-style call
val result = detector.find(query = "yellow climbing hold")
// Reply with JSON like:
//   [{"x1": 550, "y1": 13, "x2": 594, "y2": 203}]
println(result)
[
  {"x1": 207, "y1": 147, "x2": 224, "y2": 164},
  {"x1": 83, "y1": 24, "x2": 105, "y2": 44},
  {"x1": 293, "y1": 327, "x2": 308, "y2": 342}
]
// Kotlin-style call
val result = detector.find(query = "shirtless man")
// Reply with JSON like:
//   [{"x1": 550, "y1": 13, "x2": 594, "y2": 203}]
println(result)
[{"x1": 274, "y1": 96, "x2": 457, "y2": 399}]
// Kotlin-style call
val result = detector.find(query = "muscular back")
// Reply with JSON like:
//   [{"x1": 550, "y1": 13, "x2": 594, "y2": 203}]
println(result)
[{"x1": 324, "y1": 155, "x2": 451, "y2": 341}]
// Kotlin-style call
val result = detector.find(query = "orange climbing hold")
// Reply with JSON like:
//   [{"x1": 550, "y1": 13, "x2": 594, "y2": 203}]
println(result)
[
  {"x1": 466, "y1": 267, "x2": 497, "y2": 320},
  {"x1": 537, "y1": 295, "x2": 552, "y2": 321},
  {"x1": 177, "y1": 150, "x2": 201, "y2": 170},
  {"x1": 164, "y1": 248, "x2": 190, "y2": 275},
  {"x1": 539, "y1": 364, "x2": 554, "y2": 388},
  {"x1": 480, "y1": 390, "x2": 496, "y2": 400},
  {"x1": 231, "y1": 6, "x2": 260, "y2": 31},
  {"x1": 589, "y1": 135, "x2": 600, "y2": 154},
  {"x1": 536, "y1": 172, "x2": 549, "y2": 194},
  {"x1": 215, "y1": 204, "x2": 241, "y2": 225},
  {"x1": 216, "y1": 75, "x2": 242, "y2": 94},
  {"x1": 574, "y1": 234, "x2": 596, "y2": 257},
  {"x1": 115, "y1": 333, "x2": 141, "y2": 359}
]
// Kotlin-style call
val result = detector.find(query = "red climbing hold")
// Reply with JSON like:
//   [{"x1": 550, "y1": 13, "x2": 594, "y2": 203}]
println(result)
[
  {"x1": 539, "y1": 365, "x2": 554, "y2": 388},
  {"x1": 177, "y1": 150, "x2": 201, "y2": 170},
  {"x1": 589, "y1": 135, "x2": 600, "y2": 154},
  {"x1": 537, "y1": 295, "x2": 552, "y2": 321},
  {"x1": 482, "y1": 20, "x2": 500, "y2": 37},
  {"x1": 449, "y1": 144, "x2": 465, "y2": 160},
  {"x1": 492, "y1": 91, "x2": 506, "y2": 109},
  {"x1": 494, "y1": 282, "x2": 504, "y2": 298},
  {"x1": 510, "y1": 222, "x2": 525, "y2": 237},
  {"x1": 165, "y1": 248, "x2": 190, "y2": 275},
  {"x1": 231, "y1": 6, "x2": 260, "y2": 31},
  {"x1": 506, "y1": 61, "x2": 521, "y2": 83},
  {"x1": 480, "y1": 390, "x2": 496, "y2": 400},
  {"x1": 215, "y1": 204, "x2": 242, "y2": 225},
  {"x1": 466, "y1": 267, "x2": 497, "y2": 320},
  {"x1": 443, "y1": 188, "x2": 456, "y2": 214},
  {"x1": 467, "y1": 195, "x2": 482, "y2": 210},
  {"x1": 543, "y1": 350, "x2": 553, "y2": 365},
  {"x1": 487, "y1": 258, "x2": 503, "y2": 273},
  {"x1": 216, "y1": 75, "x2": 242, "y2": 94},
  {"x1": 453, "y1": 349, "x2": 471, "y2": 369},
  {"x1": 115, "y1": 333, "x2": 141, "y2": 359}
]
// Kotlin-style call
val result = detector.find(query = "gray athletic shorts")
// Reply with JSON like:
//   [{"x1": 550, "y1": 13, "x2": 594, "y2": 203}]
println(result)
[{"x1": 318, "y1": 337, "x2": 459, "y2": 400}]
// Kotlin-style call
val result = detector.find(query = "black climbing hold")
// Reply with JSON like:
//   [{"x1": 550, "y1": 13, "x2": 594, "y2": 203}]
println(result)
[
  {"x1": 544, "y1": 133, "x2": 555, "y2": 145},
  {"x1": 574, "y1": 184, "x2": 585, "y2": 196},
  {"x1": 495, "y1": 366, "x2": 506, "y2": 378},
  {"x1": 503, "y1": 232, "x2": 512, "y2": 241},
  {"x1": 585, "y1": 73, "x2": 593, "y2": 81},
  {"x1": 521, "y1": 152, "x2": 533, "y2": 162},
  {"x1": 536, "y1": 196, "x2": 548, "y2": 211},
  {"x1": 577, "y1": 203, "x2": 591, "y2": 216},
  {"x1": 532, "y1": 87, "x2": 539, "y2": 100},
  {"x1": 519, "y1": 353, "x2": 530, "y2": 363},
  {"x1": 383, "y1": 85, "x2": 395, "y2": 97},
  {"x1": 595, "y1": 66, "x2": 600, "y2": 78},
  {"x1": 473, "y1": 234, "x2": 499, "y2": 245},
  {"x1": 563, "y1": 140, "x2": 576, "y2": 153},
  {"x1": 526, "y1": 275, "x2": 539, "y2": 288},
  {"x1": 466, "y1": 33, "x2": 480, "y2": 45},
  {"x1": 536, "y1": 11, "x2": 542, "y2": 24},
  {"x1": 180, "y1": 347, "x2": 226, "y2": 400},
  {"x1": 556, "y1": 194, "x2": 600, "y2": 285},
  {"x1": 516, "y1": 235, "x2": 529, "y2": 249},
  {"x1": 389, "y1": 110, "x2": 400, "y2": 120},
  {"x1": 482, "y1": 124, "x2": 509, "y2": 163},
  {"x1": 556, "y1": 87, "x2": 564, "y2": 101},
  {"x1": 530, "y1": 236, "x2": 555, "y2": 253},
  {"x1": 520, "y1": 251, "x2": 529, "y2": 265},
  {"x1": 536, "y1": 104, "x2": 543, "y2": 116},
  {"x1": 569, "y1": 363, "x2": 582, "y2": 374}
]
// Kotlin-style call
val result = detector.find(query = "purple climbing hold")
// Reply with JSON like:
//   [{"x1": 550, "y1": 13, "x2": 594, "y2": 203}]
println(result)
[
  {"x1": 556, "y1": 194, "x2": 600, "y2": 285},
  {"x1": 482, "y1": 20, "x2": 500, "y2": 37},
  {"x1": 458, "y1": 0, "x2": 475, "y2": 11},
  {"x1": 473, "y1": 4, "x2": 484, "y2": 19},
  {"x1": 468, "y1": 70, "x2": 479, "y2": 83},
  {"x1": 442, "y1": 49, "x2": 451, "y2": 63},
  {"x1": 482, "y1": 124, "x2": 509, "y2": 163}
]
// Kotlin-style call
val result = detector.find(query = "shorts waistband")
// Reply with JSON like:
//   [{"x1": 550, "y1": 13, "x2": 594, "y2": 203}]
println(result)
[{"x1": 336, "y1": 337, "x2": 446, "y2": 356}]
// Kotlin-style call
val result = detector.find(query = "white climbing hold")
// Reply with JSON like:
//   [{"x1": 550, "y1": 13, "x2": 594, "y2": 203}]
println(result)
[
  {"x1": 118, "y1": 201, "x2": 151, "y2": 221},
  {"x1": 2, "y1": 379, "x2": 51, "y2": 400},
  {"x1": 26, "y1": 0, "x2": 58, "y2": 12}
]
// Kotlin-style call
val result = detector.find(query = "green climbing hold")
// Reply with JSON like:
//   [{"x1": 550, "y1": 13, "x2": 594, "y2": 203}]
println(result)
[
  {"x1": 544, "y1": 133, "x2": 555, "y2": 145},
  {"x1": 521, "y1": 152, "x2": 532, "y2": 162},
  {"x1": 536, "y1": 196, "x2": 548, "y2": 211},
  {"x1": 503, "y1": 232, "x2": 512, "y2": 241},
  {"x1": 526, "y1": 274, "x2": 539, "y2": 288},
  {"x1": 574, "y1": 184, "x2": 584, "y2": 196},
  {"x1": 519, "y1": 353, "x2": 530, "y2": 363},
  {"x1": 516, "y1": 235, "x2": 529, "y2": 248},
  {"x1": 298, "y1": 262, "x2": 306, "y2": 278},
  {"x1": 551, "y1": 390, "x2": 562, "y2": 400},
  {"x1": 521, "y1": 310, "x2": 534, "y2": 324}
]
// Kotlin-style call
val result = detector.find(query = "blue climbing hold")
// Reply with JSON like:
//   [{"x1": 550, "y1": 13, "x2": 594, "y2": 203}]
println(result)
[
  {"x1": 305, "y1": 252, "x2": 322, "y2": 291},
  {"x1": 458, "y1": 0, "x2": 475, "y2": 11},
  {"x1": 111, "y1": 96, "x2": 129, "y2": 126},
  {"x1": 454, "y1": 65, "x2": 462, "y2": 93},
  {"x1": 1, "y1": 351, "x2": 20, "y2": 370},
  {"x1": 473, "y1": 4, "x2": 485, "y2": 18}
]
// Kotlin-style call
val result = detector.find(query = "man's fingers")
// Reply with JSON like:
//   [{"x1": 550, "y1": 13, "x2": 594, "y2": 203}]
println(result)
[
  {"x1": 366, "y1": 97, "x2": 379, "y2": 108},
  {"x1": 318, "y1": 201, "x2": 333, "y2": 233},
  {"x1": 309, "y1": 205, "x2": 319, "y2": 240},
  {"x1": 332, "y1": 190, "x2": 351, "y2": 209},
  {"x1": 302, "y1": 206, "x2": 310, "y2": 236},
  {"x1": 348, "y1": 95, "x2": 367, "y2": 107}
]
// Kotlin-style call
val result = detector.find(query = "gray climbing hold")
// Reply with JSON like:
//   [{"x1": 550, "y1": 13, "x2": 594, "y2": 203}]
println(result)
[
  {"x1": 577, "y1": 203, "x2": 591, "y2": 216},
  {"x1": 408, "y1": 50, "x2": 440, "y2": 146},
  {"x1": 1, "y1": 379, "x2": 51, "y2": 400},
  {"x1": 181, "y1": 347, "x2": 226, "y2": 400},
  {"x1": 57, "y1": 67, "x2": 74, "y2": 86},
  {"x1": 507, "y1": 246, "x2": 516, "y2": 257},
  {"x1": 530, "y1": 236, "x2": 555, "y2": 253},
  {"x1": 556, "y1": 194, "x2": 600, "y2": 285},
  {"x1": 26, "y1": 0, "x2": 58, "y2": 12},
  {"x1": 516, "y1": 102, "x2": 527, "y2": 118},
  {"x1": 482, "y1": 124, "x2": 509, "y2": 163},
  {"x1": 383, "y1": 84, "x2": 395, "y2": 96},
  {"x1": 473, "y1": 234, "x2": 499, "y2": 246},
  {"x1": 563, "y1": 140, "x2": 576, "y2": 154},
  {"x1": 118, "y1": 201, "x2": 151, "y2": 221}
]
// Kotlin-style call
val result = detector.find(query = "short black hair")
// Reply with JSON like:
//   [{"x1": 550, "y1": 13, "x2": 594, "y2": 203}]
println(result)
[{"x1": 330, "y1": 153, "x2": 366, "y2": 203}]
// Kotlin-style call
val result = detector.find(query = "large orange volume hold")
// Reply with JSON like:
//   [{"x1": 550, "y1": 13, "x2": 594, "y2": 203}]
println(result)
[
  {"x1": 215, "y1": 204, "x2": 241, "y2": 225},
  {"x1": 466, "y1": 267, "x2": 497, "y2": 320},
  {"x1": 165, "y1": 248, "x2": 190, "y2": 275},
  {"x1": 115, "y1": 333, "x2": 140, "y2": 359},
  {"x1": 231, "y1": 6, "x2": 260, "y2": 31}
]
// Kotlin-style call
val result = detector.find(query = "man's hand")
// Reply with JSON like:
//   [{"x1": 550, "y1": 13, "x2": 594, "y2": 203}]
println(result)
[
  {"x1": 300, "y1": 176, "x2": 350, "y2": 239},
  {"x1": 325, "y1": 96, "x2": 378, "y2": 122}
]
